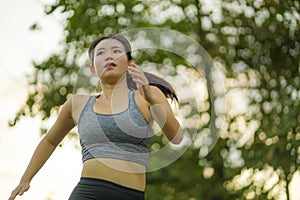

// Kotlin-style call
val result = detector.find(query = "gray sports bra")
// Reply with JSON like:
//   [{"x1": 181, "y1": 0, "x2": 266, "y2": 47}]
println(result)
[{"x1": 77, "y1": 91, "x2": 152, "y2": 166}]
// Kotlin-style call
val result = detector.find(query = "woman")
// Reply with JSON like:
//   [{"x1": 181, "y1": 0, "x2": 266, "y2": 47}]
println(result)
[{"x1": 9, "y1": 34, "x2": 183, "y2": 200}]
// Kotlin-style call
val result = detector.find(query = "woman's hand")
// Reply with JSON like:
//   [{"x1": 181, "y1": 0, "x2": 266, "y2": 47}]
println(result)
[
  {"x1": 127, "y1": 61, "x2": 154, "y2": 103},
  {"x1": 8, "y1": 181, "x2": 30, "y2": 200}
]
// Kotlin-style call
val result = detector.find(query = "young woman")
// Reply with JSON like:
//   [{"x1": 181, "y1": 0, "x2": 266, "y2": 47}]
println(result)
[{"x1": 9, "y1": 34, "x2": 183, "y2": 200}]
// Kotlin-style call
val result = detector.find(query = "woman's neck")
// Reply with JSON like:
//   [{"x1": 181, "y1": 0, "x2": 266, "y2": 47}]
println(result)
[{"x1": 100, "y1": 76, "x2": 129, "y2": 100}]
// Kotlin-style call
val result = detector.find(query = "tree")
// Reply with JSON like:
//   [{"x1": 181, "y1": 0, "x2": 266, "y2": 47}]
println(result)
[
  {"x1": 10, "y1": 0, "x2": 300, "y2": 199},
  {"x1": 209, "y1": 1, "x2": 300, "y2": 199}
]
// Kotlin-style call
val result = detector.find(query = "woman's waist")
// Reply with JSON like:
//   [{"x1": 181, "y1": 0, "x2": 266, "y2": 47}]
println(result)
[
  {"x1": 81, "y1": 158, "x2": 146, "y2": 191},
  {"x1": 81, "y1": 143, "x2": 150, "y2": 166}
]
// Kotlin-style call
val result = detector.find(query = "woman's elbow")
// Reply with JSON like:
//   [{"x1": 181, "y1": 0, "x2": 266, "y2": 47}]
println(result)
[{"x1": 170, "y1": 128, "x2": 183, "y2": 145}]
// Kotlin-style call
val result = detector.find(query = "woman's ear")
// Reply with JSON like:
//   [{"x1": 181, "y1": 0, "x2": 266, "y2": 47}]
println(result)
[{"x1": 89, "y1": 64, "x2": 96, "y2": 75}]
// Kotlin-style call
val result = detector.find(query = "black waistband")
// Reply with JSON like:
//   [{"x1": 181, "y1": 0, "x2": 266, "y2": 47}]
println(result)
[
  {"x1": 79, "y1": 177, "x2": 145, "y2": 193},
  {"x1": 69, "y1": 177, "x2": 145, "y2": 200}
]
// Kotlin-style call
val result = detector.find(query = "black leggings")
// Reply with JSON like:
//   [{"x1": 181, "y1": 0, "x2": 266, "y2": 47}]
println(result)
[{"x1": 68, "y1": 177, "x2": 145, "y2": 200}]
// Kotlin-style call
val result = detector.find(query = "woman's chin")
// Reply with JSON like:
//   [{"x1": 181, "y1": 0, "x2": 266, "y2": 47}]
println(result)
[{"x1": 100, "y1": 73, "x2": 126, "y2": 84}]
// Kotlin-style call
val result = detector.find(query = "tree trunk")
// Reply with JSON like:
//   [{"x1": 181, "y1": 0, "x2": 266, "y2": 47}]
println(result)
[{"x1": 285, "y1": 172, "x2": 290, "y2": 200}]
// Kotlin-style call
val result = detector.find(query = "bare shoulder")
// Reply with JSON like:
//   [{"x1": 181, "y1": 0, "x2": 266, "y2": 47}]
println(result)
[
  {"x1": 133, "y1": 86, "x2": 169, "y2": 123},
  {"x1": 70, "y1": 94, "x2": 92, "y2": 123},
  {"x1": 134, "y1": 86, "x2": 167, "y2": 104},
  {"x1": 150, "y1": 85, "x2": 166, "y2": 98},
  {"x1": 71, "y1": 94, "x2": 91, "y2": 104}
]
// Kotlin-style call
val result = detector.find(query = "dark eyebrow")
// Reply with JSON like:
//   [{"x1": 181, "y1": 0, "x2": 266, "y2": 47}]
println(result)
[
  {"x1": 111, "y1": 46, "x2": 122, "y2": 49},
  {"x1": 96, "y1": 46, "x2": 122, "y2": 52},
  {"x1": 96, "y1": 47, "x2": 105, "y2": 52}
]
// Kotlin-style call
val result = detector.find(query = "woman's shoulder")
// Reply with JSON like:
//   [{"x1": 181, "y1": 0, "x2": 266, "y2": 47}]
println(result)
[
  {"x1": 72, "y1": 93, "x2": 93, "y2": 101},
  {"x1": 65, "y1": 94, "x2": 92, "y2": 107},
  {"x1": 69, "y1": 93, "x2": 97, "y2": 123}
]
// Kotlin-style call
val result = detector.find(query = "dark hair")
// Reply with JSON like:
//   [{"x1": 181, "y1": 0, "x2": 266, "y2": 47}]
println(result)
[{"x1": 88, "y1": 34, "x2": 178, "y2": 102}]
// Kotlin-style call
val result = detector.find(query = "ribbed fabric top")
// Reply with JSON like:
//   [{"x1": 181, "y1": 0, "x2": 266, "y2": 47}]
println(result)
[{"x1": 78, "y1": 91, "x2": 152, "y2": 166}]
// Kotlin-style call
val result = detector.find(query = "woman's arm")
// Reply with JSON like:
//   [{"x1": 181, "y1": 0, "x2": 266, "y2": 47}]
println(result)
[
  {"x1": 9, "y1": 96, "x2": 76, "y2": 200},
  {"x1": 128, "y1": 62, "x2": 183, "y2": 144},
  {"x1": 147, "y1": 86, "x2": 183, "y2": 144}
]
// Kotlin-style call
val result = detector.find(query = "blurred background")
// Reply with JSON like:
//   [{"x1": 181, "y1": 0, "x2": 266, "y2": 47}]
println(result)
[{"x1": 1, "y1": 0, "x2": 300, "y2": 199}]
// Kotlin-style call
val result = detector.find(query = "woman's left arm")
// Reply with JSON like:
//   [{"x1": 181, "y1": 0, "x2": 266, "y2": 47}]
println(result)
[
  {"x1": 128, "y1": 62, "x2": 183, "y2": 144},
  {"x1": 147, "y1": 86, "x2": 183, "y2": 144}
]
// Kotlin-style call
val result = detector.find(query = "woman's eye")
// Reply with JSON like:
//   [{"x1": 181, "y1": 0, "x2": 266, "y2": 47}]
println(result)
[
  {"x1": 97, "y1": 51, "x2": 104, "y2": 56},
  {"x1": 114, "y1": 49, "x2": 122, "y2": 53}
]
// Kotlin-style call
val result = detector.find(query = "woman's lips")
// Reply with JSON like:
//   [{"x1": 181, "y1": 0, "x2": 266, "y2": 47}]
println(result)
[{"x1": 104, "y1": 62, "x2": 116, "y2": 68}]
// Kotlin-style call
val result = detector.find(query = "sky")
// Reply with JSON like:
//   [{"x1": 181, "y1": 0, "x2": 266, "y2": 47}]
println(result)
[
  {"x1": 0, "y1": 0, "x2": 82, "y2": 199},
  {"x1": 0, "y1": 0, "x2": 300, "y2": 200}
]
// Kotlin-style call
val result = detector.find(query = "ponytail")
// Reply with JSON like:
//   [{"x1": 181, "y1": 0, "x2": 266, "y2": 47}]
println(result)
[{"x1": 126, "y1": 72, "x2": 178, "y2": 103}]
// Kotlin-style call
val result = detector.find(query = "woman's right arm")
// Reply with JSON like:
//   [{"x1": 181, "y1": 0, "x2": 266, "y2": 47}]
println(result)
[{"x1": 8, "y1": 96, "x2": 76, "y2": 200}]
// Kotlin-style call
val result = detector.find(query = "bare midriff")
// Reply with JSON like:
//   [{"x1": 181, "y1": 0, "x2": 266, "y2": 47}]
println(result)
[{"x1": 81, "y1": 158, "x2": 146, "y2": 191}]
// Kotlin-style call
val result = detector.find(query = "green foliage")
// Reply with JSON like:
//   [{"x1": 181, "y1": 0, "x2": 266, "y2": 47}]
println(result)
[{"x1": 11, "y1": 0, "x2": 300, "y2": 199}]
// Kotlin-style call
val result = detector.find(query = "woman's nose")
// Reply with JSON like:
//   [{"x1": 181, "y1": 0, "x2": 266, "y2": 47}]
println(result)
[{"x1": 105, "y1": 52, "x2": 114, "y2": 61}]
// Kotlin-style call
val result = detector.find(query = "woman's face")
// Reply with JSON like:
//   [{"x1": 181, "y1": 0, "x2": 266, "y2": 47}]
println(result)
[{"x1": 91, "y1": 38, "x2": 129, "y2": 83}]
